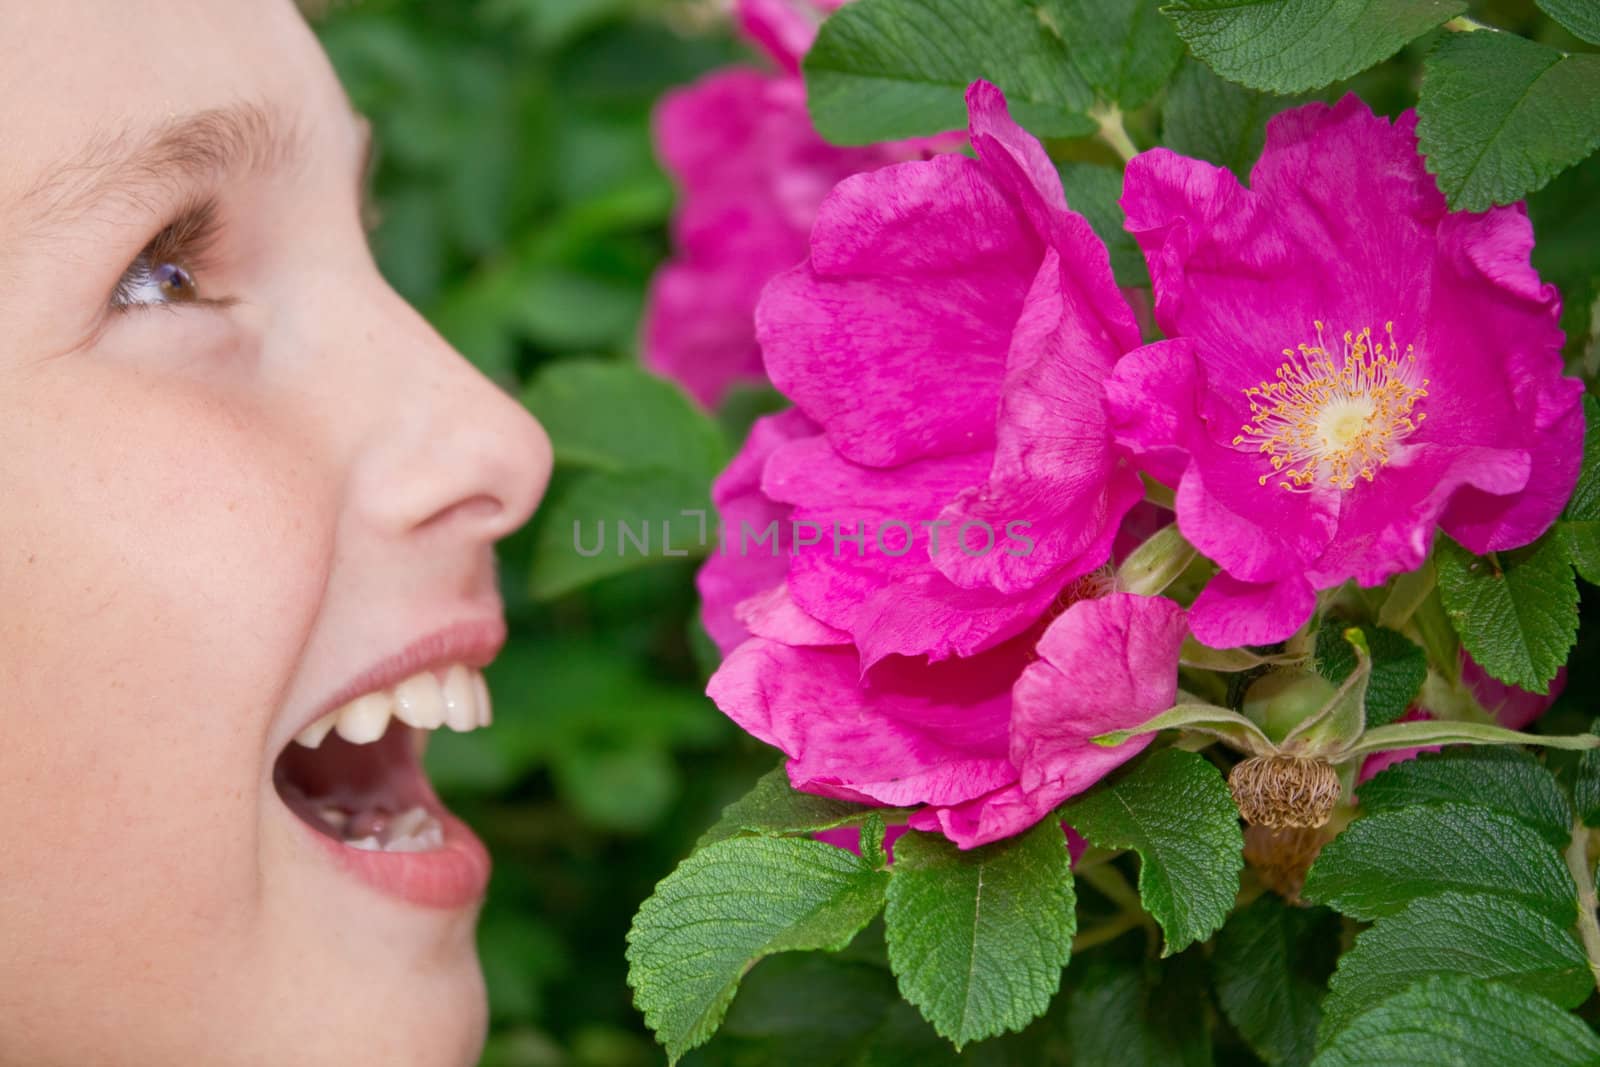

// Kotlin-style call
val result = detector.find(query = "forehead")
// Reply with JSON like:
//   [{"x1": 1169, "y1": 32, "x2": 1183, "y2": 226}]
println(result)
[{"x1": 0, "y1": 0, "x2": 346, "y2": 217}]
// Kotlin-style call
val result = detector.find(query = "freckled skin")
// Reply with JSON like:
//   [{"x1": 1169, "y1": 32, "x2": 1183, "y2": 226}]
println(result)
[{"x1": 0, "y1": 3, "x2": 552, "y2": 1064}]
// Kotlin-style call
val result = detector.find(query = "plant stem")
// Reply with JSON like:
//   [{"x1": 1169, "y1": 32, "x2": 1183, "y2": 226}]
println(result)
[
  {"x1": 1072, "y1": 910, "x2": 1147, "y2": 953},
  {"x1": 1564, "y1": 820, "x2": 1600, "y2": 992},
  {"x1": 1089, "y1": 102, "x2": 1139, "y2": 164},
  {"x1": 1077, "y1": 860, "x2": 1143, "y2": 913}
]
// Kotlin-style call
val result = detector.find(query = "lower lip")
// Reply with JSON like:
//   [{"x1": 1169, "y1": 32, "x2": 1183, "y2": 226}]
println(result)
[{"x1": 302, "y1": 807, "x2": 491, "y2": 910}]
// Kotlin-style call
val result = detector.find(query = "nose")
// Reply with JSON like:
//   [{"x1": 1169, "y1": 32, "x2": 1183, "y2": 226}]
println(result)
[{"x1": 345, "y1": 283, "x2": 552, "y2": 545}]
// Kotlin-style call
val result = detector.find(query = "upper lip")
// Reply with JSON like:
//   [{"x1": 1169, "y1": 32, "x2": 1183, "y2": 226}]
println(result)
[{"x1": 286, "y1": 616, "x2": 508, "y2": 742}]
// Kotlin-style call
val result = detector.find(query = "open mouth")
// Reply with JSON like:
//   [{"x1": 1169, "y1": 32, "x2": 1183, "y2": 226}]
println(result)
[{"x1": 273, "y1": 664, "x2": 492, "y2": 906}]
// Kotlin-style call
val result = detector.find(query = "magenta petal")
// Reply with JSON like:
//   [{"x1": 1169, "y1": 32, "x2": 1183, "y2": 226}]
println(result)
[
  {"x1": 737, "y1": 584, "x2": 851, "y2": 646},
  {"x1": 706, "y1": 638, "x2": 1026, "y2": 807},
  {"x1": 934, "y1": 248, "x2": 1143, "y2": 595},
  {"x1": 1190, "y1": 571, "x2": 1317, "y2": 648},
  {"x1": 1464, "y1": 655, "x2": 1567, "y2": 729},
  {"x1": 736, "y1": 0, "x2": 841, "y2": 73},
  {"x1": 1008, "y1": 593, "x2": 1188, "y2": 806},
  {"x1": 758, "y1": 153, "x2": 1042, "y2": 467},
  {"x1": 697, "y1": 409, "x2": 817, "y2": 655},
  {"x1": 762, "y1": 436, "x2": 1059, "y2": 662}
]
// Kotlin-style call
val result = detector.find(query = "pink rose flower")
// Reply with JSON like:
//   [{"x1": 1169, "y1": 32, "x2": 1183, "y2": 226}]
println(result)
[
  {"x1": 700, "y1": 84, "x2": 1187, "y2": 848},
  {"x1": 1108, "y1": 95, "x2": 1585, "y2": 648},
  {"x1": 741, "y1": 81, "x2": 1145, "y2": 667},
  {"x1": 643, "y1": 0, "x2": 943, "y2": 407},
  {"x1": 710, "y1": 591, "x2": 1188, "y2": 848}
]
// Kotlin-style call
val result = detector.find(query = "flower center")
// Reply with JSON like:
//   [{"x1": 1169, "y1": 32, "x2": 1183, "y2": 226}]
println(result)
[{"x1": 1233, "y1": 321, "x2": 1428, "y2": 492}]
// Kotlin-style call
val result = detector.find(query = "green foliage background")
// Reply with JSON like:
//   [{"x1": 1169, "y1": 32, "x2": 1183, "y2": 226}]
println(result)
[{"x1": 314, "y1": 4, "x2": 764, "y2": 1063}]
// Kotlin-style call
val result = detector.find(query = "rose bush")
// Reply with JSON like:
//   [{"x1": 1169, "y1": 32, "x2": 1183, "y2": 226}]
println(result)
[{"x1": 624, "y1": 4, "x2": 1600, "y2": 1063}]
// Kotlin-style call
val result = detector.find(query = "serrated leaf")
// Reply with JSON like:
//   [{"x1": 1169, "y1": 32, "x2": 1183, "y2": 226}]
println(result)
[
  {"x1": 1038, "y1": 0, "x2": 1184, "y2": 108},
  {"x1": 1356, "y1": 748, "x2": 1572, "y2": 848},
  {"x1": 1319, "y1": 892, "x2": 1592, "y2": 1044},
  {"x1": 1162, "y1": 0, "x2": 1464, "y2": 95},
  {"x1": 803, "y1": 0, "x2": 1096, "y2": 146},
  {"x1": 1417, "y1": 31, "x2": 1600, "y2": 211},
  {"x1": 1538, "y1": 0, "x2": 1600, "y2": 46},
  {"x1": 1302, "y1": 803, "x2": 1577, "y2": 925},
  {"x1": 882, "y1": 821, "x2": 1075, "y2": 1049},
  {"x1": 527, "y1": 467, "x2": 711, "y2": 599},
  {"x1": 1556, "y1": 395, "x2": 1600, "y2": 582},
  {"x1": 1311, "y1": 974, "x2": 1600, "y2": 1066},
  {"x1": 1564, "y1": 395, "x2": 1600, "y2": 521},
  {"x1": 1059, "y1": 749, "x2": 1243, "y2": 954},
  {"x1": 1066, "y1": 953, "x2": 1213, "y2": 1067},
  {"x1": 1161, "y1": 59, "x2": 1307, "y2": 180},
  {"x1": 520, "y1": 359, "x2": 728, "y2": 479},
  {"x1": 626, "y1": 837, "x2": 889, "y2": 1062},
  {"x1": 1435, "y1": 535, "x2": 1578, "y2": 693},
  {"x1": 696, "y1": 765, "x2": 903, "y2": 850},
  {"x1": 1057, "y1": 163, "x2": 1150, "y2": 289},
  {"x1": 1315, "y1": 623, "x2": 1425, "y2": 730},
  {"x1": 1213, "y1": 896, "x2": 1338, "y2": 1067},
  {"x1": 1573, "y1": 723, "x2": 1600, "y2": 827}
]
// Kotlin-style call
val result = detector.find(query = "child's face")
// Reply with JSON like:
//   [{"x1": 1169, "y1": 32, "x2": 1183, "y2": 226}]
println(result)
[{"x1": 0, "y1": 3, "x2": 551, "y2": 1063}]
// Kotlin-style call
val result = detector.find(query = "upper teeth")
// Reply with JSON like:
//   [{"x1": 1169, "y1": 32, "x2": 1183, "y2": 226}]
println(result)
[{"x1": 295, "y1": 664, "x2": 492, "y2": 748}]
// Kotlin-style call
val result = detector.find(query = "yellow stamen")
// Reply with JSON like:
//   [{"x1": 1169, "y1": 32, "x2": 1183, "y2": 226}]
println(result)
[{"x1": 1232, "y1": 321, "x2": 1428, "y2": 492}]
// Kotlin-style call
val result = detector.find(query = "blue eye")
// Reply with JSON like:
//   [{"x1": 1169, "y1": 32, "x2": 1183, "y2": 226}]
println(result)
[
  {"x1": 109, "y1": 199, "x2": 221, "y2": 311},
  {"x1": 113, "y1": 257, "x2": 201, "y2": 308}
]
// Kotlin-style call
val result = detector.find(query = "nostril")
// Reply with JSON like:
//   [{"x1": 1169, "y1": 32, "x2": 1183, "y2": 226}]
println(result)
[{"x1": 417, "y1": 493, "x2": 505, "y2": 535}]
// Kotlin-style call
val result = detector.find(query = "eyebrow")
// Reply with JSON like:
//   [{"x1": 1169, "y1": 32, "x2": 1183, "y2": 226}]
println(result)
[{"x1": 18, "y1": 101, "x2": 308, "y2": 232}]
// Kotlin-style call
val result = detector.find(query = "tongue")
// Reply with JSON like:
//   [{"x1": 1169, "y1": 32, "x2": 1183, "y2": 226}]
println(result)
[{"x1": 274, "y1": 720, "x2": 442, "y2": 850}]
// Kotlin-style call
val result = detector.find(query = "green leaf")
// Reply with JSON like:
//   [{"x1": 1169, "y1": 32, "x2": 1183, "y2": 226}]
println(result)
[
  {"x1": 1314, "y1": 623, "x2": 1425, "y2": 730},
  {"x1": 521, "y1": 360, "x2": 727, "y2": 479},
  {"x1": 1311, "y1": 974, "x2": 1600, "y2": 1066},
  {"x1": 1074, "y1": 949, "x2": 1214, "y2": 1062},
  {"x1": 1161, "y1": 59, "x2": 1306, "y2": 181},
  {"x1": 1059, "y1": 749, "x2": 1244, "y2": 954},
  {"x1": 803, "y1": 0, "x2": 1097, "y2": 145},
  {"x1": 1319, "y1": 892, "x2": 1592, "y2": 1044},
  {"x1": 1162, "y1": 0, "x2": 1465, "y2": 94},
  {"x1": 697, "y1": 766, "x2": 902, "y2": 849},
  {"x1": 1066, "y1": 953, "x2": 1214, "y2": 1067},
  {"x1": 1356, "y1": 748, "x2": 1572, "y2": 848},
  {"x1": 626, "y1": 837, "x2": 889, "y2": 1062},
  {"x1": 1056, "y1": 163, "x2": 1150, "y2": 289},
  {"x1": 704, "y1": 953, "x2": 965, "y2": 1067},
  {"x1": 1435, "y1": 535, "x2": 1578, "y2": 693},
  {"x1": 1569, "y1": 390, "x2": 1600, "y2": 522},
  {"x1": 1038, "y1": 0, "x2": 1184, "y2": 108},
  {"x1": 882, "y1": 822, "x2": 1076, "y2": 1049},
  {"x1": 526, "y1": 467, "x2": 710, "y2": 600},
  {"x1": 1417, "y1": 31, "x2": 1600, "y2": 211},
  {"x1": 1556, "y1": 394, "x2": 1600, "y2": 583},
  {"x1": 1212, "y1": 896, "x2": 1338, "y2": 1067},
  {"x1": 1092, "y1": 701, "x2": 1273, "y2": 754},
  {"x1": 1572, "y1": 723, "x2": 1600, "y2": 827},
  {"x1": 1302, "y1": 803, "x2": 1577, "y2": 925},
  {"x1": 1538, "y1": 0, "x2": 1600, "y2": 47}
]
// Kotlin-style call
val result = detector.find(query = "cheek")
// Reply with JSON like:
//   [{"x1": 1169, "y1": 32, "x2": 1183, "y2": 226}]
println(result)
[{"x1": 0, "y1": 363, "x2": 333, "y2": 969}]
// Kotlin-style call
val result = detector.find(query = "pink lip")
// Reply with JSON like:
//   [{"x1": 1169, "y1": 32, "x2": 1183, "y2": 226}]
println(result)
[
  {"x1": 303, "y1": 806, "x2": 492, "y2": 910},
  {"x1": 288, "y1": 616, "x2": 507, "y2": 740}
]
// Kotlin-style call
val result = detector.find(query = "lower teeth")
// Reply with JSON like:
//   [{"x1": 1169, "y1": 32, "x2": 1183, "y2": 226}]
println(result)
[{"x1": 317, "y1": 802, "x2": 444, "y2": 852}]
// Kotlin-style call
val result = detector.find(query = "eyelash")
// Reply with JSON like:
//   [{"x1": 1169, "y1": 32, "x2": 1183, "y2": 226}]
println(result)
[{"x1": 109, "y1": 198, "x2": 228, "y2": 312}]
